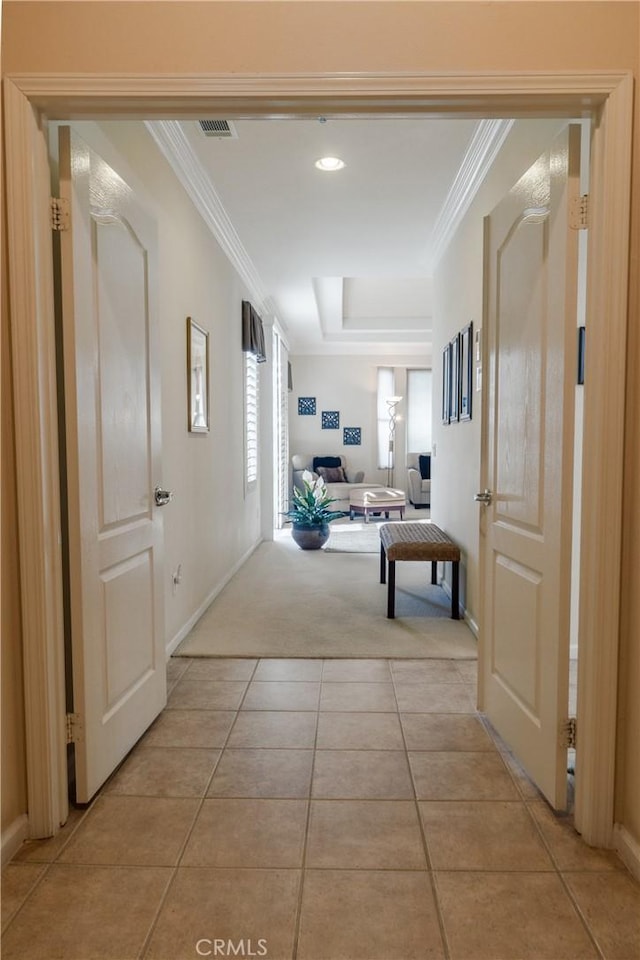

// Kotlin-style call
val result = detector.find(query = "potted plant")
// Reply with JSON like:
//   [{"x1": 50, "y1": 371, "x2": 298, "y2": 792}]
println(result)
[{"x1": 286, "y1": 470, "x2": 343, "y2": 550}]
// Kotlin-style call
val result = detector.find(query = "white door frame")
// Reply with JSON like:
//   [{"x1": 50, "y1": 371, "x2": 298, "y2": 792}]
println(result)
[{"x1": 4, "y1": 71, "x2": 632, "y2": 846}]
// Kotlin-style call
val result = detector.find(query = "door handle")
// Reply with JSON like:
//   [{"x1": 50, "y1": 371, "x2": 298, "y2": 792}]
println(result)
[
  {"x1": 154, "y1": 486, "x2": 174, "y2": 507},
  {"x1": 474, "y1": 489, "x2": 493, "y2": 505}
]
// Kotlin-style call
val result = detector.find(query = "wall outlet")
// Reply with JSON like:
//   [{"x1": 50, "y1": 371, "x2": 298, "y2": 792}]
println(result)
[{"x1": 172, "y1": 563, "x2": 182, "y2": 595}]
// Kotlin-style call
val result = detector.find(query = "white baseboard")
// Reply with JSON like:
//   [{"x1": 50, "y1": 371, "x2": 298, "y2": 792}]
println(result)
[
  {"x1": 439, "y1": 576, "x2": 478, "y2": 638},
  {"x1": 465, "y1": 613, "x2": 479, "y2": 639},
  {"x1": 613, "y1": 822, "x2": 640, "y2": 882},
  {"x1": 165, "y1": 538, "x2": 262, "y2": 657},
  {"x1": 2, "y1": 814, "x2": 29, "y2": 868}
]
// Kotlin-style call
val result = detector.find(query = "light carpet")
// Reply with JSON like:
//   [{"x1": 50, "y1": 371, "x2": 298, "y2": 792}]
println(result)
[{"x1": 176, "y1": 519, "x2": 477, "y2": 660}]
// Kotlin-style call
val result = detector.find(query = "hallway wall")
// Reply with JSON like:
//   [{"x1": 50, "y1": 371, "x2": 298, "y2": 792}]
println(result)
[
  {"x1": 63, "y1": 121, "x2": 264, "y2": 653},
  {"x1": 1, "y1": 202, "x2": 28, "y2": 848},
  {"x1": 431, "y1": 119, "x2": 567, "y2": 630},
  {"x1": 2, "y1": 0, "x2": 639, "y2": 858}
]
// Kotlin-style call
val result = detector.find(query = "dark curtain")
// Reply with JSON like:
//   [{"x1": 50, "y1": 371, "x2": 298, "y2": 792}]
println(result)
[{"x1": 242, "y1": 300, "x2": 267, "y2": 363}]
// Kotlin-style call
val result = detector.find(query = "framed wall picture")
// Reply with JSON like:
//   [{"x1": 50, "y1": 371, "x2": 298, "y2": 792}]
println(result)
[
  {"x1": 450, "y1": 333, "x2": 460, "y2": 422},
  {"x1": 187, "y1": 316, "x2": 210, "y2": 433},
  {"x1": 322, "y1": 410, "x2": 340, "y2": 429},
  {"x1": 442, "y1": 344, "x2": 451, "y2": 424},
  {"x1": 298, "y1": 396, "x2": 316, "y2": 415},
  {"x1": 460, "y1": 321, "x2": 473, "y2": 421},
  {"x1": 343, "y1": 427, "x2": 362, "y2": 446}
]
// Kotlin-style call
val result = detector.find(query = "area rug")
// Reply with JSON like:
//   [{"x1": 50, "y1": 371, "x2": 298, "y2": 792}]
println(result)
[
  {"x1": 176, "y1": 535, "x2": 477, "y2": 660},
  {"x1": 323, "y1": 522, "x2": 380, "y2": 553}
]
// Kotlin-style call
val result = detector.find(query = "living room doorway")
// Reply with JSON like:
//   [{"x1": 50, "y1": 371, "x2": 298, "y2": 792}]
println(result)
[{"x1": 5, "y1": 71, "x2": 631, "y2": 850}]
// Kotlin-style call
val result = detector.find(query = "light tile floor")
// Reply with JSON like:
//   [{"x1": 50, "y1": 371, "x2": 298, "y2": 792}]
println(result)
[{"x1": 3, "y1": 657, "x2": 640, "y2": 960}]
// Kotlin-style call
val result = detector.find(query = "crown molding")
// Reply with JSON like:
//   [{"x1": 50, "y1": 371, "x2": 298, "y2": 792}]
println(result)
[
  {"x1": 144, "y1": 120, "x2": 276, "y2": 322},
  {"x1": 430, "y1": 118, "x2": 515, "y2": 266}
]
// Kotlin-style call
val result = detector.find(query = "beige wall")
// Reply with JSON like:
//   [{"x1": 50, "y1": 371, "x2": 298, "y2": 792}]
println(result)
[
  {"x1": 1, "y1": 191, "x2": 28, "y2": 838},
  {"x1": 64, "y1": 121, "x2": 263, "y2": 650},
  {"x1": 2, "y1": 1, "x2": 638, "y2": 76},
  {"x1": 616, "y1": 5, "x2": 640, "y2": 850},
  {"x1": 432, "y1": 119, "x2": 568, "y2": 627},
  {"x1": 2, "y1": 0, "x2": 639, "y2": 852}
]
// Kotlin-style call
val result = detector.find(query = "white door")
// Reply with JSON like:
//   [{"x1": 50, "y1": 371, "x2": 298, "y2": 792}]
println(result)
[
  {"x1": 58, "y1": 127, "x2": 167, "y2": 802},
  {"x1": 479, "y1": 126, "x2": 580, "y2": 810}
]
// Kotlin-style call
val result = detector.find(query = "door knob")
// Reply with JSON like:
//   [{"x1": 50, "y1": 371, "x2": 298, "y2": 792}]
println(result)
[
  {"x1": 474, "y1": 489, "x2": 493, "y2": 505},
  {"x1": 154, "y1": 486, "x2": 174, "y2": 506}
]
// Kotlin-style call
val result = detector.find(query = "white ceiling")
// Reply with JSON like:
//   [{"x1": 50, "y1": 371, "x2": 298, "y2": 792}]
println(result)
[{"x1": 147, "y1": 116, "x2": 512, "y2": 355}]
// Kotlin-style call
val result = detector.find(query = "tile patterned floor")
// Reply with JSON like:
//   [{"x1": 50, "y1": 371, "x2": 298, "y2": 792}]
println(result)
[{"x1": 3, "y1": 657, "x2": 640, "y2": 960}]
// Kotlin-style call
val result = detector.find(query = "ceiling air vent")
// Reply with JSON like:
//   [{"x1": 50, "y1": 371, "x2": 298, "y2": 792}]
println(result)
[{"x1": 198, "y1": 120, "x2": 238, "y2": 139}]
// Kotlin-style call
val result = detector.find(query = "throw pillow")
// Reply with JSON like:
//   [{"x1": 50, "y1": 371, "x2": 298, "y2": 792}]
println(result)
[
  {"x1": 313, "y1": 456, "x2": 342, "y2": 471},
  {"x1": 419, "y1": 454, "x2": 431, "y2": 480},
  {"x1": 316, "y1": 465, "x2": 347, "y2": 483}
]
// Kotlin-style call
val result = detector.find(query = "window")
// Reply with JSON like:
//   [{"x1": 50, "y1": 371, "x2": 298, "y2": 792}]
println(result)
[
  {"x1": 272, "y1": 327, "x2": 289, "y2": 527},
  {"x1": 377, "y1": 366, "x2": 395, "y2": 469},
  {"x1": 244, "y1": 352, "x2": 259, "y2": 489},
  {"x1": 406, "y1": 368, "x2": 432, "y2": 453}
]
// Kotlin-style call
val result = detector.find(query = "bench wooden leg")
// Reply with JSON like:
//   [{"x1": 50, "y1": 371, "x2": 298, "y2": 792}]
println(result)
[
  {"x1": 451, "y1": 560, "x2": 460, "y2": 619},
  {"x1": 380, "y1": 544, "x2": 387, "y2": 584},
  {"x1": 387, "y1": 560, "x2": 396, "y2": 618},
  {"x1": 431, "y1": 561, "x2": 438, "y2": 585}
]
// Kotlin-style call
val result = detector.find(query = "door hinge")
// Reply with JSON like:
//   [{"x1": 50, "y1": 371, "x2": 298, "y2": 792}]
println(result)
[
  {"x1": 65, "y1": 712, "x2": 84, "y2": 744},
  {"x1": 561, "y1": 717, "x2": 577, "y2": 749},
  {"x1": 569, "y1": 194, "x2": 589, "y2": 231},
  {"x1": 50, "y1": 197, "x2": 70, "y2": 232}
]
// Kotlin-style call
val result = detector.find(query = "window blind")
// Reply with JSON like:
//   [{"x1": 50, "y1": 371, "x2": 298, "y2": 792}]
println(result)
[{"x1": 245, "y1": 353, "x2": 259, "y2": 488}]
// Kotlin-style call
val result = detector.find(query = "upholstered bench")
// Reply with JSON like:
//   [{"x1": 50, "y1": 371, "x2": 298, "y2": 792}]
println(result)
[
  {"x1": 349, "y1": 487, "x2": 406, "y2": 523},
  {"x1": 379, "y1": 521, "x2": 460, "y2": 619}
]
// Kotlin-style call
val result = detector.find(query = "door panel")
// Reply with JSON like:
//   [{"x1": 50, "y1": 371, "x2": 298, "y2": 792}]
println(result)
[
  {"x1": 95, "y1": 215, "x2": 151, "y2": 527},
  {"x1": 480, "y1": 126, "x2": 580, "y2": 810},
  {"x1": 495, "y1": 214, "x2": 545, "y2": 531},
  {"x1": 58, "y1": 127, "x2": 166, "y2": 802}
]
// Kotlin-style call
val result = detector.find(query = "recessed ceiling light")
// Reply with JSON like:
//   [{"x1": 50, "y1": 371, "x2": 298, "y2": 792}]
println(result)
[{"x1": 315, "y1": 157, "x2": 346, "y2": 172}]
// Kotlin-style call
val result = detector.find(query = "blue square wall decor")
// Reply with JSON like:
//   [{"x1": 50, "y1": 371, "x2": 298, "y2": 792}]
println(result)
[
  {"x1": 343, "y1": 427, "x2": 361, "y2": 446},
  {"x1": 298, "y1": 397, "x2": 316, "y2": 416},
  {"x1": 322, "y1": 411, "x2": 340, "y2": 430}
]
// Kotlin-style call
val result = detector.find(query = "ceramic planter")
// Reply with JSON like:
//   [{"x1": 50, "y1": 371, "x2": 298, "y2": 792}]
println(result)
[{"x1": 291, "y1": 522, "x2": 330, "y2": 550}]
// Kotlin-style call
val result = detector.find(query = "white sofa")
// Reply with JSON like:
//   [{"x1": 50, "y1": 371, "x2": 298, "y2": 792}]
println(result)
[
  {"x1": 407, "y1": 452, "x2": 431, "y2": 507},
  {"x1": 291, "y1": 454, "x2": 381, "y2": 514}
]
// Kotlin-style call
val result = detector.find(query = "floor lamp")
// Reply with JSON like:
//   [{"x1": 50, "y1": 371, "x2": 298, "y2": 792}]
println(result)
[{"x1": 386, "y1": 396, "x2": 402, "y2": 487}]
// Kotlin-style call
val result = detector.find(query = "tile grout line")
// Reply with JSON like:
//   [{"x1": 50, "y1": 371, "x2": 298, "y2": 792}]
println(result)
[
  {"x1": 1, "y1": 860, "x2": 55, "y2": 936},
  {"x1": 290, "y1": 660, "x2": 325, "y2": 960},
  {"x1": 518, "y1": 796, "x2": 607, "y2": 960},
  {"x1": 2, "y1": 778, "x2": 104, "y2": 935},
  {"x1": 390, "y1": 663, "x2": 452, "y2": 960},
  {"x1": 479, "y1": 713, "x2": 607, "y2": 960},
  {"x1": 138, "y1": 659, "x2": 262, "y2": 959}
]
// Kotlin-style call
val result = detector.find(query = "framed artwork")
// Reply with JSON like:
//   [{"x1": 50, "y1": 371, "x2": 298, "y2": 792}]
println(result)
[
  {"x1": 450, "y1": 333, "x2": 460, "y2": 422},
  {"x1": 460, "y1": 321, "x2": 473, "y2": 421},
  {"x1": 322, "y1": 410, "x2": 340, "y2": 429},
  {"x1": 187, "y1": 317, "x2": 209, "y2": 433},
  {"x1": 442, "y1": 344, "x2": 451, "y2": 424},
  {"x1": 298, "y1": 396, "x2": 316, "y2": 416},
  {"x1": 343, "y1": 427, "x2": 362, "y2": 446}
]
